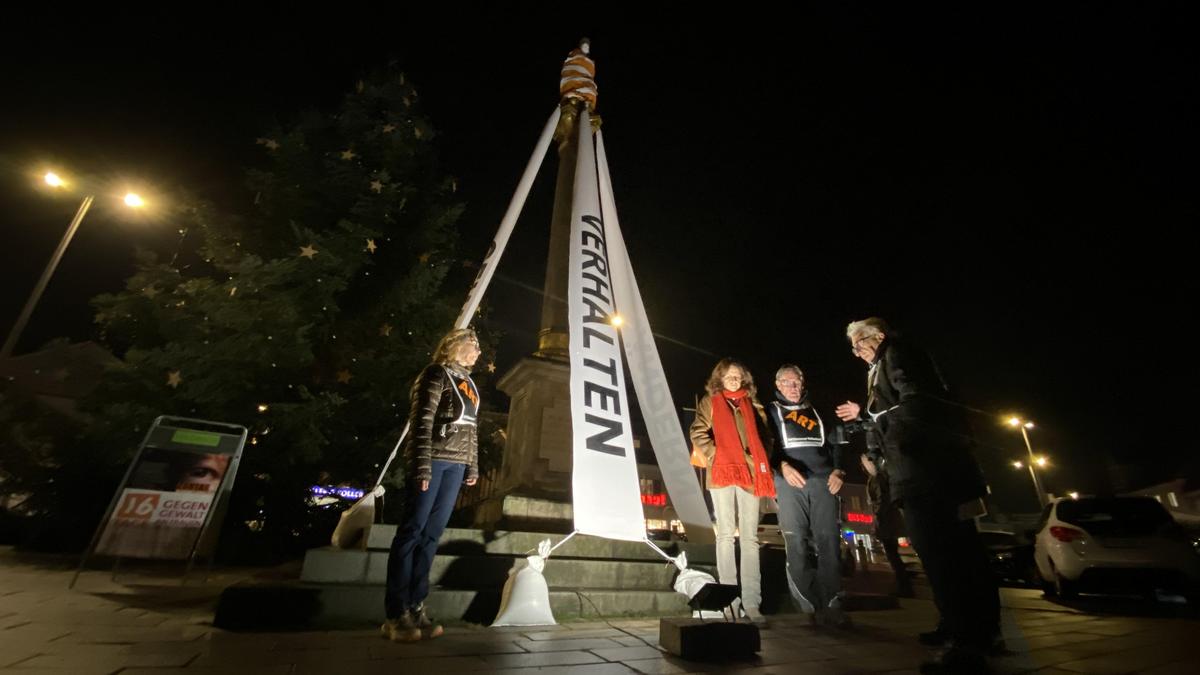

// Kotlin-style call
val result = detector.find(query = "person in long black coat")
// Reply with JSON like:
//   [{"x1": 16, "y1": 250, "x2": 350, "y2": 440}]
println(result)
[{"x1": 836, "y1": 318, "x2": 999, "y2": 674}]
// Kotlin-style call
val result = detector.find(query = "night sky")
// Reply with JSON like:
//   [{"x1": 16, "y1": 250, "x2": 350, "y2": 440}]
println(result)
[{"x1": 2, "y1": 6, "x2": 1194, "y2": 513}]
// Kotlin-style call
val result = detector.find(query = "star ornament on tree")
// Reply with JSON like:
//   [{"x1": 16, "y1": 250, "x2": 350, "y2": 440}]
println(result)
[
  {"x1": 366, "y1": 239, "x2": 377, "y2": 254},
  {"x1": 382, "y1": 123, "x2": 396, "y2": 134},
  {"x1": 370, "y1": 180, "x2": 383, "y2": 193},
  {"x1": 379, "y1": 323, "x2": 393, "y2": 337},
  {"x1": 336, "y1": 369, "x2": 353, "y2": 384},
  {"x1": 340, "y1": 149, "x2": 357, "y2": 161},
  {"x1": 299, "y1": 244, "x2": 319, "y2": 259},
  {"x1": 166, "y1": 371, "x2": 183, "y2": 388}
]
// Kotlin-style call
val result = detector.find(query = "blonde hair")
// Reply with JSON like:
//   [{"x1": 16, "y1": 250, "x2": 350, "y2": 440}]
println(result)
[
  {"x1": 432, "y1": 328, "x2": 478, "y2": 365},
  {"x1": 846, "y1": 317, "x2": 890, "y2": 340},
  {"x1": 705, "y1": 358, "x2": 757, "y2": 398}
]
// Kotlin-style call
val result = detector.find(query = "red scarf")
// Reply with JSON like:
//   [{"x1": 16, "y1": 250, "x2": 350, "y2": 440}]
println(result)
[{"x1": 709, "y1": 389, "x2": 776, "y2": 498}]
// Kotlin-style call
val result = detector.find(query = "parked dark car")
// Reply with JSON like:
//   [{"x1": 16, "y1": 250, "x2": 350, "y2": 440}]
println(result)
[{"x1": 979, "y1": 528, "x2": 1039, "y2": 587}]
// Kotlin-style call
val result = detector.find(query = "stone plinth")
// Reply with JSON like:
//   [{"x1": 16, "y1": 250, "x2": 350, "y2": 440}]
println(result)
[{"x1": 474, "y1": 357, "x2": 574, "y2": 530}]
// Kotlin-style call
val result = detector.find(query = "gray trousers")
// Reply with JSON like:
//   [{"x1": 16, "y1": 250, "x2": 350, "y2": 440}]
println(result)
[
  {"x1": 710, "y1": 485, "x2": 761, "y2": 610},
  {"x1": 775, "y1": 471, "x2": 843, "y2": 612}
]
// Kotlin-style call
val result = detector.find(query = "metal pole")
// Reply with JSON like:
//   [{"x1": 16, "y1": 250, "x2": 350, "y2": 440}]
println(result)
[
  {"x1": 1020, "y1": 426, "x2": 1048, "y2": 506},
  {"x1": 2, "y1": 195, "x2": 94, "y2": 358}
]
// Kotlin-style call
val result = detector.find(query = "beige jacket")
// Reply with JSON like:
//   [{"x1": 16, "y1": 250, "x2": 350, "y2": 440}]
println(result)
[{"x1": 689, "y1": 393, "x2": 771, "y2": 490}]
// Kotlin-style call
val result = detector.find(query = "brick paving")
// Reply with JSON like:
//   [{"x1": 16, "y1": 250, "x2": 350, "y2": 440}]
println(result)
[{"x1": 1, "y1": 546, "x2": 1195, "y2": 674}]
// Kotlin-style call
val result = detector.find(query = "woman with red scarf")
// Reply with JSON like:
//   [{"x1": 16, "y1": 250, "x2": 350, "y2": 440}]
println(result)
[{"x1": 689, "y1": 358, "x2": 777, "y2": 624}]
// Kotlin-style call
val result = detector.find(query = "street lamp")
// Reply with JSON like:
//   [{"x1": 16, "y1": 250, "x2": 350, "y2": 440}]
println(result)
[
  {"x1": 1006, "y1": 415, "x2": 1049, "y2": 507},
  {"x1": 1, "y1": 172, "x2": 146, "y2": 359}
]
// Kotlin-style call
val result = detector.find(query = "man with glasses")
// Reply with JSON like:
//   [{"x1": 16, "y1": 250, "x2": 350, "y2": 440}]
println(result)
[
  {"x1": 835, "y1": 318, "x2": 998, "y2": 674},
  {"x1": 766, "y1": 365, "x2": 849, "y2": 626}
]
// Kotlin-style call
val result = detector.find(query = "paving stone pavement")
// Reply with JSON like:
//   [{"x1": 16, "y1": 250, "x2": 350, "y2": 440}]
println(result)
[{"x1": 1, "y1": 546, "x2": 1196, "y2": 674}]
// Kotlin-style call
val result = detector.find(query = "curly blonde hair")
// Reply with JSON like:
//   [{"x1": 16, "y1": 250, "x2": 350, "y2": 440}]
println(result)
[
  {"x1": 432, "y1": 328, "x2": 479, "y2": 366},
  {"x1": 705, "y1": 357, "x2": 756, "y2": 398}
]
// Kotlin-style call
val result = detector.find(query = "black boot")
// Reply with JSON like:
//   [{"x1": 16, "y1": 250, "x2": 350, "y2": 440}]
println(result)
[{"x1": 918, "y1": 625, "x2": 948, "y2": 647}]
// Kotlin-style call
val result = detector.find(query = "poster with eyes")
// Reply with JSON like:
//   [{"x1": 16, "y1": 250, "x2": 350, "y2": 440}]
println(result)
[{"x1": 93, "y1": 420, "x2": 245, "y2": 560}]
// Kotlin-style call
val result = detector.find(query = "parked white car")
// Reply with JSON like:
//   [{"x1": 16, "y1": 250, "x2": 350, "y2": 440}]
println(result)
[{"x1": 1033, "y1": 496, "x2": 1200, "y2": 600}]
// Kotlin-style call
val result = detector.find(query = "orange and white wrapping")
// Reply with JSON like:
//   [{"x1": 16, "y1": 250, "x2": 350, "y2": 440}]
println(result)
[{"x1": 560, "y1": 44, "x2": 597, "y2": 109}]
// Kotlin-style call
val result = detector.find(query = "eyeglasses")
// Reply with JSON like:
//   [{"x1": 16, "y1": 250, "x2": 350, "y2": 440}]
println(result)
[
  {"x1": 850, "y1": 335, "x2": 879, "y2": 355},
  {"x1": 776, "y1": 380, "x2": 802, "y2": 389}
]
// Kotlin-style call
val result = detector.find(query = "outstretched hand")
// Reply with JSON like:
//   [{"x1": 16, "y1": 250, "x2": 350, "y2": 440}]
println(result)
[
  {"x1": 420, "y1": 479, "x2": 430, "y2": 492},
  {"x1": 835, "y1": 401, "x2": 861, "y2": 421}
]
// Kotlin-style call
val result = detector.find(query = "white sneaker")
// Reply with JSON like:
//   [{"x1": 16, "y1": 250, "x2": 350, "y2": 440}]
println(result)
[{"x1": 742, "y1": 606, "x2": 768, "y2": 626}]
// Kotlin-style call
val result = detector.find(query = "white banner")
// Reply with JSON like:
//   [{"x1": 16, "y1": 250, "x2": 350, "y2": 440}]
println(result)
[
  {"x1": 567, "y1": 110, "x2": 646, "y2": 541},
  {"x1": 596, "y1": 132, "x2": 714, "y2": 543},
  {"x1": 456, "y1": 107, "x2": 562, "y2": 329},
  {"x1": 371, "y1": 110, "x2": 560, "y2": 491}
]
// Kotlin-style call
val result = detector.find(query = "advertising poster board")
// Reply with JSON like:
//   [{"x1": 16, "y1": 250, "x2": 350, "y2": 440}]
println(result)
[{"x1": 73, "y1": 417, "x2": 247, "y2": 585}]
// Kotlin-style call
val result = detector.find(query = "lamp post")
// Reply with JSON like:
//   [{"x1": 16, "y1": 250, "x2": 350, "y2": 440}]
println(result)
[
  {"x1": 1007, "y1": 416, "x2": 1049, "y2": 506},
  {"x1": 1, "y1": 172, "x2": 145, "y2": 359}
]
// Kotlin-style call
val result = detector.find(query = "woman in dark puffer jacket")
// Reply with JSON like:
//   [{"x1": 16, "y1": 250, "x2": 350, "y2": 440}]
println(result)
[{"x1": 382, "y1": 328, "x2": 481, "y2": 642}]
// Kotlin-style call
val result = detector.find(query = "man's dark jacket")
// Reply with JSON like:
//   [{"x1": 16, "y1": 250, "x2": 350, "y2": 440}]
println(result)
[{"x1": 869, "y1": 338, "x2": 987, "y2": 506}]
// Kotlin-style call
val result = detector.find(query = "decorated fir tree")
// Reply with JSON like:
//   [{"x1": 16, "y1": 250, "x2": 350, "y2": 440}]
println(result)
[{"x1": 67, "y1": 67, "x2": 482, "y2": 554}]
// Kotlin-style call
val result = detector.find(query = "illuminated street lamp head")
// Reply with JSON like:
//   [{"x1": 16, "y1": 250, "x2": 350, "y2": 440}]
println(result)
[
  {"x1": 609, "y1": 314, "x2": 624, "y2": 328},
  {"x1": 1024, "y1": 421, "x2": 1035, "y2": 429},
  {"x1": 1035, "y1": 456, "x2": 1048, "y2": 467},
  {"x1": 1068, "y1": 491, "x2": 1080, "y2": 500},
  {"x1": 1012, "y1": 460, "x2": 1023, "y2": 469},
  {"x1": 256, "y1": 404, "x2": 269, "y2": 413},
  {"x1": 124, "y1": 193, "x2": 145, "y2": 208},
  {"x1": 1007, "y1": 416, "x2": 1021, "y2": 427},
  {"x1": 44, "y1": 172, "x2": 65, "y2": 187}
]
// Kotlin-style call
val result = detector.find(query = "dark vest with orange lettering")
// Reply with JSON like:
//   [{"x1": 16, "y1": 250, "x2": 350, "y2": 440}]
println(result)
[
  {"x1": 442, "y1": 366, "x2": 479, "y2": 428},
  {"x1": 768, "y1": 397, "x2": 835, "y2": 477}
]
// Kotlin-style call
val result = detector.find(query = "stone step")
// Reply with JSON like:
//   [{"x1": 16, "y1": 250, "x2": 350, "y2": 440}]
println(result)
[
  {"x1": 214, "y1": 582, "x2": 693, "y2": 630},
  {"x1": 365, "y1": 525, "x2": 713, "y2": 564},
  {"x1": 302, "y1": 547, "x2": 705, "y2": 591}
]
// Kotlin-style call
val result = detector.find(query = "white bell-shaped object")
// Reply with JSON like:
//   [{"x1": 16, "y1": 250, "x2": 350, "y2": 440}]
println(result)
[
  {"x1": 491, "y1": 538, "x2": 557, "y2": 626},
  {"x1": 330, "y1": 485, "x2": 385, "y2": 549},
  {"x1": 672, "y1": 552, "x2": 725, "y2": 619}
]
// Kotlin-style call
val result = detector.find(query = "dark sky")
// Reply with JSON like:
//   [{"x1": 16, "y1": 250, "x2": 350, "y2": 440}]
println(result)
[{"x1": 1, "y1": 5, "x2": 1195, "y2": 512}]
